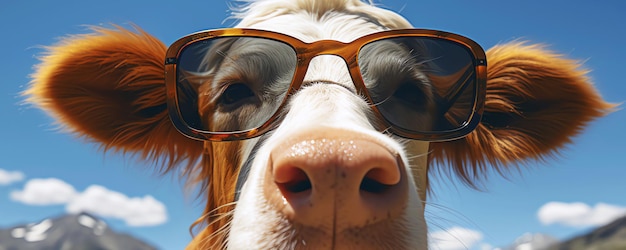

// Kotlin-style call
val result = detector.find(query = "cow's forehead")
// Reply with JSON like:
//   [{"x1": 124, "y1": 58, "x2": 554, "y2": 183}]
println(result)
[{"x1": 238, "y1": 11, "x2": 389, "y2": 43}]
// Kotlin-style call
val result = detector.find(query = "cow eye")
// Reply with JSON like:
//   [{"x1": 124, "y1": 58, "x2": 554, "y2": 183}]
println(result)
[
  {"x1": 218, "y1": 83, "x2": 258, "y2": 110},
  {"x1": 391, "y1": 81, "x2": 429, "y2": 112}
]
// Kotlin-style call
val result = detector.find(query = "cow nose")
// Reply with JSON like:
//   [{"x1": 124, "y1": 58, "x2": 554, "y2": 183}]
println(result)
[{"x1": 264, "y1": 129, "x2": 408, "y2": 231}]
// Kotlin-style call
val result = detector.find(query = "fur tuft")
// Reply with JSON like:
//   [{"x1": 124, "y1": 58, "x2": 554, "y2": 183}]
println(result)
[{"x1": 231, "y1": 0, "x2": 411, "y2": 29}]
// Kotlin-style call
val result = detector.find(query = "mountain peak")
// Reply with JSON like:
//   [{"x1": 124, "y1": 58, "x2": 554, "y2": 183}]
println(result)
[
  {"x1": 75, "y1": 212, "x2": 107, "y2": 236},
  {"x1": 548, "y1": 215, "x2": 626, "y2": 250},
  {"x1": 0, "y1": 213, "x2": 157, "y2": 250}
]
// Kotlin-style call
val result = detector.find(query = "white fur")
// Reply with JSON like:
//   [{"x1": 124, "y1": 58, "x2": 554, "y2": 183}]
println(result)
[{"x1": 225, "y1": 0, "x2": 430, "y2": 248}]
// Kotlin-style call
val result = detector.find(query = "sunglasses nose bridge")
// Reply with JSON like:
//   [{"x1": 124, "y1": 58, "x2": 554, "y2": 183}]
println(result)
[
  {"x1": 305, "y1": 39, "x2": 354, "y2": 56},
  {"x1": 295, "y1": 40, "x2": 363, "y2": 93}
]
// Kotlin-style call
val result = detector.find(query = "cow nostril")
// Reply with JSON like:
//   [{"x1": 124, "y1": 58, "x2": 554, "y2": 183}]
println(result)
[
  {"x1": 283, "y1": 178, "x2": 312, "y2": 193},
  {"x1": 360, "y1": 167, "x2": 397, "y2": 193},
  {"x1": 276, "y1": 167, "x2": 312, "y2": 194},
  {"x1": 360, "y1": 177, "x2": 392, "y2": 193}
]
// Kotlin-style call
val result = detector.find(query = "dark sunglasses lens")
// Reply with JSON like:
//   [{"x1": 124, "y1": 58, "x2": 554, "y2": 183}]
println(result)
[
  {"x1": 358, "y1": 37, "x2": 476, "y2": 134},
  {"x1": 175, "y1": 37, "x2": 297, "y2": 133}
]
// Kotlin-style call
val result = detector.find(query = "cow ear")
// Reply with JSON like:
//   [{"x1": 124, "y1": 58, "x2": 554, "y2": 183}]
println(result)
[
  {"x1": 25, "y1": 25, "x2": 203, "y2": 170},
  {"x1": 429, "y1": 42, "x2": 616, "y2": 186}
]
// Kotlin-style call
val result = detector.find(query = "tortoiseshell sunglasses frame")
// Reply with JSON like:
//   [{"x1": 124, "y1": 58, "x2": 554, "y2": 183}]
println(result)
[{"x1": 165, "y1": 28, "x2": 486, "y2": 142}]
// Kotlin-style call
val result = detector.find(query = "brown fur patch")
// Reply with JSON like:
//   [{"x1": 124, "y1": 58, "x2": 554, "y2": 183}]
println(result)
[{"x1": 187, "y1": 141, "x2": 241, "y2": 249}]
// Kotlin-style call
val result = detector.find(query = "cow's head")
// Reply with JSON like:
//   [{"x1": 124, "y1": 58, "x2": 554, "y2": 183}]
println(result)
[{"x1": 26, "y1": 0, "x2": 613, "y2": 249}]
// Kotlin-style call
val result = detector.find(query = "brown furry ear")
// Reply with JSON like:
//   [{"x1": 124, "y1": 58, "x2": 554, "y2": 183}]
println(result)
[
  {"x1": 25, "y1": 25, "x2": 203, "y2": 171},
  {"x1": 430, "y1": 42, "x2": 616, "y2": 186}
]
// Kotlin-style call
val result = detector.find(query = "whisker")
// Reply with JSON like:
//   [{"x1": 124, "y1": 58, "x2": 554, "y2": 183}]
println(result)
[
  {"x1": 423, "y1": 201, "x2": 484, "y2": 250},
  {"x1": 380, "y1": 126, "x2": 393, "y2": 135},
  {"x1": 190, "y1": 201, "x2": 238, "y2": 249},
  {"x1": 413, "y1": 55, "x2": 443, "y2": 67},
  {"x1": 209, "y1": 219, "x2": 233, "y2": 249},
  {"x1": 209, "y1": 201, "x2": 238, "y2": 214},
  {"x1": 406, "y1": 149, "x2": 433, "y2": 161},
  {"x1": 201, "y1": 208, "x2": 236, "y2": 249},
  {"x1": 216, "y1": 49, "x2": 236, "y2": 63},
  {"x1": 430, "y1": 203, "x2": 480, "y2": 227},
  {"x1": 372, "y1": 94, "x2": 392, "y2": 107}
]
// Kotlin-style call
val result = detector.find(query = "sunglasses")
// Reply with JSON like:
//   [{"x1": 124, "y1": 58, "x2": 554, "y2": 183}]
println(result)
[{"x1": 165, "y1": 28, "x2": 486, "y2": 142}]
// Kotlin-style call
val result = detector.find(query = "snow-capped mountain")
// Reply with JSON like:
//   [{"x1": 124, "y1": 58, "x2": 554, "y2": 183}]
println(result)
[
  {"x1": 0, "y1": 212, "x2": 156, "y2": 250},
  {"x1": 499, "y1": 215, "x2": 626, "y2": 250},
  {"x1": 548, "y1": 215, "x2": 626, "y2": 250}
]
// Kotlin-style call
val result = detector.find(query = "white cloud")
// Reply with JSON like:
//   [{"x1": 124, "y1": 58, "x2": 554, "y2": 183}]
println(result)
[
  {"x1": 0, "y1": 169, "x2": 25, "y2": 185},
  {"x1": 10, "y1": 178, "x2": 77, "y2": 205},
  {"x1": 10, "y1": 179, "x2": 167, "y2": 227},
  {"x1": 480, "y1": 243, "x2": 495, "y2": 250},
  {"x1": 538, "y1": 201, "x2": 626, "y2": 227},
  {"x1": 429, "y1": 226, "x2": 484, "y2": 250},
  {"x1": 66, "y1": 185, "x2": 167, "y2": 227}
]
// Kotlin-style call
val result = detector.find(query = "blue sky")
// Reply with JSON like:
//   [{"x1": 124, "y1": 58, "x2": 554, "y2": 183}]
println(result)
[{"x1": 0, "y1": 1, "x2": 624, "y2": 249}]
